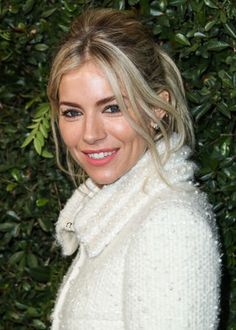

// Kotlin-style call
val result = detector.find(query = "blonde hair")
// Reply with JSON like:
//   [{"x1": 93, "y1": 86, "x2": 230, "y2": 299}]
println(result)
[{"x1": 47, "y1": 8, "x2": 194, "y2": 185}]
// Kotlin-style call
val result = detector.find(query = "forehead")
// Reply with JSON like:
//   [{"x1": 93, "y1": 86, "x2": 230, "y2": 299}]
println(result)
[
  {"x1": 58, "y1": 60, "x2": 128, "y2": 108},
  {"x1": 60, "y1": 61, "x2": 106, "y2": 86},
  {"x1": 59, "y1": 61, "x2": 117, "y2": 102}
]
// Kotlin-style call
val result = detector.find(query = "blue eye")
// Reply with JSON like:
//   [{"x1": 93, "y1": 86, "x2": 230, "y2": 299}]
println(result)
[
  {"x1": 61, "y1": 109, "x2": 82, "y2": 118},
  {"x1": 104, "y1": 104, "x2": 121, "y2": 114}
]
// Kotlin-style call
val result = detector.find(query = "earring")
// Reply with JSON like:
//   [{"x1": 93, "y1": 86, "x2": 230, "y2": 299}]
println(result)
[{"x1": 150, "y1": 121, "x2": 159, "y2": 130}]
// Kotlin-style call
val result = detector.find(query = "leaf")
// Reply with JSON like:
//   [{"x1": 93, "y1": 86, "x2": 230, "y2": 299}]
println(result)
[
  {"x1": 6, "y1": 183, "x2": 17, "y2": 192},
  {"x1": 9, "y1": 251, "x2": 24, "y2": 265},
  {"x1": 153, "y1": 25, "x2": 162, "y2": 35},
  {"x1": 32, "y1": 319, "x2": 46, "y2": 329},
  {"x1": 194, "y1": 32, "x2": 206, "y2": 38},
  {"x1": 32, "y1": 118, "x2": 42, "y2": 123},
  {"x1": 23, "y1": 0, "x2": 35, "y2": 14},
  {"x1": 220, "y1": 10, "x2": 227, "y2": 24},
  {"x1": 63, "y1": 0, "x2": 77, "y2": 12},
  {"x1": 21, "y1": 128, "x2": 37, "y2": 148},
  {"x1": 114, "y1": 0, "x2": 125, "y2": 10},
  {"x1": 221, "y1": 184, "x2": 235, "y2": 192},
  {"x1": 27, "y1": 123, "x2": 38, "y2": 129},
  {"x1": 220, "y1": 137, "x2": 232, "y2": 157},
  {"x1": 27, "y1": 253, "x2": 38, "y2": 268},
  {"x1": 34, "y1": 138, "x2": 42, "y2": 155},
  {"x1": 207, "y1": 40, "x2": 230, "y2": 51},
  {"x1": 27, "y1": 307, "x2": 40, "y2": 317},
  {"x1": 10, "y1": 168, "x2": 21, "y2": 182},
  {"x1": 41, "y1": 149, "x2": 53, "y2": 158},
  {"x1": 28, "y1": 266, "x2": 50, "y2": 282},
  {"x1": 150, "y1": 9, "x2": 163, "y2": 16},
  {"x1": 23, "y1": 282, "x2": 31, "y2": 292},
  {"x1": 17, "y1": 23, "x2": 26, "y2": 32},
  {"x1": 42, "y1": 117, "x2": 50, "y2": 129},
  {"x1": 0, "y1": 222, "x2": 17, "y2": 232},
  {"x1": 15, "y1": 301, "x2": 28, "y2": 310},
  {"x1": 230, "y1": 104, "x2": 236, "y2": 112},
  {"x1": 6, "y1": 210, "x2": 20, "y2": 220},
  {"x1": 7, "y1": 311, "x2": 22, "y2": 321},
  {"x1": 224, "y1": 23, "x2": 236, "y2": 39},
  {"x1": 128, "y1": 0, "x2": 140, "y2": 5},
  {"x1": 39, "y1": 123, "x2": 48, "y2": 138},
  {"x1": 217, "y1": 102, "x2": 231, "y2": 119},
  {"x1": 200, "y1": 172, "x2": 214, "y2": 181},
  {"x1": 25, "y1": 96, "x2": 40, "y2": 110},
  {"x1": 203, "y1": 74, "x2": 217, "y2": 88},
  {"x1": 175, "y1": 33, "x2": 191, "y2": 46},
  {"x1": 186, "y1": 91, "x2": 200, "y2": 104},
  {"x1": 192, "y1": 102, "x2": 212, "y2": 121},
  {"x1": 38, "y1": 218, "x2": 52, "y2": 232},
  {"x1": 58, "y1": 24, "x2": 69, "y2": 33},
  {"x1": 158, "y1": 0, "x2": 167, "y2": 11},
  {"x1": 36, "y1": 131, "x2": 45, "y2": 147},
  {"x1": 8, "y1": 5, "x2": 19, "y2": 14},
  {"x1": 34, "y1": 44, "x2": 49, "y2": 52},
  {"x1": 36, "y1": 198, "x2": 49, "y2": 207},
  {"x1": 169, "y1": 0, "x2": 186, "y2": 4},
  {"x1": 0, "y1": 31, "x2": 11, "y2": 41},
  {"x1": 218, "y1": 70, "x2": 233, "y2": 88},
  {"x1": 204, "y1": 0, "x2": 218, "y2": 9},
  {"x1": 205, "y1": 20, "x2": 217, "y2": 31},
  {"x1": 34, "y1": 103, "x2": 50, "y2": 118},
  {"x1": 11, "y1": 224, "x2": 20, "y2": 237},
  {"x1": 189, "y1": 0, "x2": 203, "y2": 12},
  {"x1": 41, "y1": 8, "x2": 57, "y2": 18}
]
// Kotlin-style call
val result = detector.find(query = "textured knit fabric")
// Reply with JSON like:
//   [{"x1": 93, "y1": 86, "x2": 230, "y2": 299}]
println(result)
[{"x1": 51, "y1": 136, "x2": 221, "y2": 330}]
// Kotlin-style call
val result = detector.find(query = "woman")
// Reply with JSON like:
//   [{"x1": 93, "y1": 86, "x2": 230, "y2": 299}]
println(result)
[{"x1": 48, "y1": 8, "x2": 221, "y2": 330}]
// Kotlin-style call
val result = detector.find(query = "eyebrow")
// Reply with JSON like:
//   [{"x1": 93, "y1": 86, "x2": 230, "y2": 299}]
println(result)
[{"x1": 59, "y1": 95, "x2": 117, "y2": 108}]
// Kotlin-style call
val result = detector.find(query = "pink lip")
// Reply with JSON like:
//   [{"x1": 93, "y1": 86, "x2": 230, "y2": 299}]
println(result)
[{"x1": 82, "y1": 148, "x2": 119, "y2": 166}]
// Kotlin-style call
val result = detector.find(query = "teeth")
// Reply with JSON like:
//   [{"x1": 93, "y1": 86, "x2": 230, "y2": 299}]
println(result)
[{"x1": 88, "y1": 151, "x2": 115, "y2": 159}]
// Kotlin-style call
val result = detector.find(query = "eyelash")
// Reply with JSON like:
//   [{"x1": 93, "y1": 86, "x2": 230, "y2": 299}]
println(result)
[
  {"x1": 61, "y1": 104, "x2": 121, "y2": 118},
  {"x1": 103, "y1": 104, "x2": 121, "y2": 114},
  {"x1": 61, "y1": 109, "x2": 82, "y2": 118}
]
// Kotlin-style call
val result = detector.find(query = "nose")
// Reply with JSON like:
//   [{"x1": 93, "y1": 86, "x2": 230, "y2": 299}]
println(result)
[{"x1": 82, "y1": 114, "x2": 107, "y2": 145}]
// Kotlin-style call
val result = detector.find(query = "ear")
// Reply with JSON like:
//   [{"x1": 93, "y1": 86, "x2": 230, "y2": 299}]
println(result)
[
  {"x1": 159, "y1": 90, "x2": 170, "y2": 102},
  {"x1": 154, "y1": 90, "x2": 170, "y2": 119}
]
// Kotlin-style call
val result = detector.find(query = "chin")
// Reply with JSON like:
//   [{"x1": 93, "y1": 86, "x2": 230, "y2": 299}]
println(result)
[{"x1": 90, "y1": 174, "x2": 120, "y2": 186}]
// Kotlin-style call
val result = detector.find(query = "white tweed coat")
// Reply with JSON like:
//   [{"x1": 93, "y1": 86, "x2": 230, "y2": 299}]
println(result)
[{"x1": 51, "y1": 137, "x2": 221, "y2": 329}]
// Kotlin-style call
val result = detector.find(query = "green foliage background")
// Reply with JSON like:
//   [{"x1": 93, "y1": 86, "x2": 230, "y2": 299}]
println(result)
[{"x1": 0, "y1": 0, "x2": 235, "y2": 329}]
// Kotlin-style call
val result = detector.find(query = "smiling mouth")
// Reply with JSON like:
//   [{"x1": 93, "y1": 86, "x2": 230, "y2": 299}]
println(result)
[
  {"x1": 87, "y1": 151, "x2": 116, "y2": 159},
  {"x1": 83, "y1": 149, "x2": 118, "y2": 166}
]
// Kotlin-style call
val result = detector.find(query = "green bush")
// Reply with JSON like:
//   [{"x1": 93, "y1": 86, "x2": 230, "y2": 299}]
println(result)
[{"x1": 0, "y1": 0, "x2": 235, "y2": 329}]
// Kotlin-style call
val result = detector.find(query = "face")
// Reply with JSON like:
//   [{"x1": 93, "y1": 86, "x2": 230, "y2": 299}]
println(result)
[{"x1": 58, "y1": 61, "x2": 147, "y2": 185}]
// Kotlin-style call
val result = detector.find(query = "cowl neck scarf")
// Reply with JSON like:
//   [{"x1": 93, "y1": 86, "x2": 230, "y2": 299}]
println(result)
[{"x1": 56, "y1": 134, "x2": 195, "y2": 258}]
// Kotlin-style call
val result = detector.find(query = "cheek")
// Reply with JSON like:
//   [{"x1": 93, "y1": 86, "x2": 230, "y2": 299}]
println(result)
[
  {"x1": 109, "y1": 120, "x2": 145, "y2": 147},
  {"x1": 107, "y1": 119, "x2": 135, "y2": 141},
  {"x1": 59, "y1": 121, "x2": 81, "y2": 148}
]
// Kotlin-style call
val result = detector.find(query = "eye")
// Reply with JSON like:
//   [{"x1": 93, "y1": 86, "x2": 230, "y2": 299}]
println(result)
[
  {"x1": 103, "y1": 104, "x2": 121, "y2": 114},
  {"x1": 61, "y1": 109, "x2": 82, "y2": 118}
]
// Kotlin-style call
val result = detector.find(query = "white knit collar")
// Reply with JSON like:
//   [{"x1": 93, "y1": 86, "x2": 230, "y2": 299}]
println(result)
[{"x1": 56, "y1": 134, "x2": 196, "y2": 258}]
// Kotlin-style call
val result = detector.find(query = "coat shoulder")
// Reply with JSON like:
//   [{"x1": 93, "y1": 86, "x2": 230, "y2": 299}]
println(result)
[{"x1": 128, "y1": 187, "x2": 219, "y2": 251}]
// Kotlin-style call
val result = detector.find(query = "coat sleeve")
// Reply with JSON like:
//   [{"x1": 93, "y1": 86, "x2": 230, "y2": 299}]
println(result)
[{"x1": 123, "y1": 203, "x2": 221, "y2": 330}]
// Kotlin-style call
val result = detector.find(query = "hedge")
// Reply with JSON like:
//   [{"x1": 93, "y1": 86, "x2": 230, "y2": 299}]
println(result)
[{"x1": 0, "y1": 0, "x2": 235, "y2": 329}]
